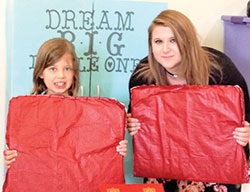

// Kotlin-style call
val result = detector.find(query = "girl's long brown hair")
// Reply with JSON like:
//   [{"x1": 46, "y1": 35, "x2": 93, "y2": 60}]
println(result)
[
  {"x1": 136, "y1": 10, "x2": 221, "y2": 85},
  {"x1": 31, "y1": 38, "x2": 79, "y2": 96}
]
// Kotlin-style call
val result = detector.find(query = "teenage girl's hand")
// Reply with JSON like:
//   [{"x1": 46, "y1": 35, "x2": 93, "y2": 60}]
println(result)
[
  {"x1": 4, "y1": 149, "x2": 18, "y2": 168},
  {"x1": 233, "y1": 121, "x2": 250, "y2": 146},
  {"x1": 116, "y1": 140, "x2": 128, "y2": 156},
  {"x1": 127, "y1": 113, "x2": 141, "y2": 136}
]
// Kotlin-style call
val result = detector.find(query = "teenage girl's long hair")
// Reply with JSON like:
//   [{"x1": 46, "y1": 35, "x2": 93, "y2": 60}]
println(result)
[{"x1": 136, "y1": 9, "x2": 221, "y2": 85}]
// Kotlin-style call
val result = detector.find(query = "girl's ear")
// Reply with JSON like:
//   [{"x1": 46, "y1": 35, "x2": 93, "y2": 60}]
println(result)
[{"x1": 39, "y1": 74, "x2": 44, "y2": 79}]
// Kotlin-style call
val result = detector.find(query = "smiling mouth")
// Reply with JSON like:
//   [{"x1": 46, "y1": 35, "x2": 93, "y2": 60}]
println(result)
[
  {"x1": 55, "y1": 82, "x2": 65, "y2": 86},
  {"x1": 54, "y1": 82, "x2": 66, "y2": 88},
  {"x1": 162, "y1": 55, "x2": 174, "y2": 58}
]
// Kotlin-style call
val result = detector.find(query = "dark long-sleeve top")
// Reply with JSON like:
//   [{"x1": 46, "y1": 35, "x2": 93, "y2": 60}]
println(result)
[
  {"x1": 128, "y1": 47, "x2": 250, "y2": 121},
  {"x1": 128, "y1": 47, "x2": 250, "y2": 192}
]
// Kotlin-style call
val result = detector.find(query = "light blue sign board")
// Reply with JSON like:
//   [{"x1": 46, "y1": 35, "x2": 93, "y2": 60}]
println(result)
[{"x1": 6, "y1": 0, "x2": 168, "y2": 184}]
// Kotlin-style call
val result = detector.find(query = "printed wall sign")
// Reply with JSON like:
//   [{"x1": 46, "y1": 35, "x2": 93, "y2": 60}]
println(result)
[{"x1": 5, "y1": 0, "x2": 168, "y2": 183}]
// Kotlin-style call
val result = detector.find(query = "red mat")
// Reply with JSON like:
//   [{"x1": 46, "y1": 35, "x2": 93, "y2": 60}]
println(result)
[
  {"x1": 3, "y1": 95, "x2": 126, "y2": 192},
  {"x1": 132, "y1": 85, "x2": 249, "y2": 184}
]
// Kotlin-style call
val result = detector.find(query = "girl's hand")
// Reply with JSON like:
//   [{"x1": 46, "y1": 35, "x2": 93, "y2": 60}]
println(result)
[
  {"x1": 233, "y1": 121, "x2": 250, "y2": 146},
  {"x1": 116, "y1": 140, "x2": 128, "y2": 156},
  {"x1": 4, "y1": 150, "x2": 18, "y2": 168},
  {"x1": 127, "y1": 113, "x2": 141, "y2": 136},
  {"x1": 146, "y1": 178, "x2": 159, "y2": 184}
]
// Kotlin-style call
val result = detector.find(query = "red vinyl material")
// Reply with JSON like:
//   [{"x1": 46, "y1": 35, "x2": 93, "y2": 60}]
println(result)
[
  {"x1": 131, "y1": 85, "x2": 249, "y2": 184},
  {"x1": 3, "y1": 95, "x2": 126, "y2": 192}
]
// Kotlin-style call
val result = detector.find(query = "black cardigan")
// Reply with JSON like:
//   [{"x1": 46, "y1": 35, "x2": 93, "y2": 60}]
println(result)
[
  {"x1": 128, "y1": 47, "x2": 250, "y2": 158},
  {"x1": 128, "y1": 47, "x2": 250, "y2": 121}
]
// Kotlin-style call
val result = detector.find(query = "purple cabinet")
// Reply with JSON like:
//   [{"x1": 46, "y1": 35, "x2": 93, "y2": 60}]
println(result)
[{"x1": 222, "y1": 16, "x2": 250, "y2": 94}]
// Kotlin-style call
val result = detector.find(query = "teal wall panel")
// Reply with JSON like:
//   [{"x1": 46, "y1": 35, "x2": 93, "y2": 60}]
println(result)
[{"x1": 6, "y1": 0, "x2": 168, "y2": 184}]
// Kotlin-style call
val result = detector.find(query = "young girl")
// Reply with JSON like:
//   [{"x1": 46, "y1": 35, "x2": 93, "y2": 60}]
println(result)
[
  {"x1": 4, "y1": 38, "x2": 127, "y2": 168},
  {"x1": 127, "y1": 10, "x2": 250, "y2": 192}
]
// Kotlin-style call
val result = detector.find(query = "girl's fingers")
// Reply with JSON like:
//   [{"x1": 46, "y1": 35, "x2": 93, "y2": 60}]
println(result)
[
  {"x1": 236, "y1": 139, "x2": 248, "y2": 147},
  {"x1": 126, "y1": 114, "x2": 141, "y2": 136},
  {"x1": 4, "y1": 150, "x2": 17, "y2": 156},
  {"x1": 127, "y1": 120, "x2": 141, "y2": 133},
  {"x1": 4, "y1": 158, "x2": 16, "y2": 168},
  {"x1": 4, "y1": 150, "x2": 18, "y2": 160},
  {"x1": 128, "y1": 127, "x2": 140, "y2": 132},
  {"x1": 116, "y1": 140, "x2": 127, "y2": 151},
  {"x1": 119, "y1": 140, "x2": 128, "y2": 145},
  {"x1": 128, "y1": 125, "x2": 140, "y2": 135},
  {"x1": 127, "y1": 122, "x2": 141, "y2": 128},
  {"x1": 117, "y1": 148, "x2": 127, "y2": 153},
  {"x1": 233, "y1": 132, "x2": 249, "y2": 139},
  {"x1": 233, "y1": 134, "x2": 249, "y2": 146},
  {"x1": 146, "y1": 178, "x2": 159, "y2": 184},
  {"x1": 127, "y1": 118, "x2": 139, "y2": 124},
  {"x1": 127, "y1": 113, "x2": 131, "y2": 118},
  {"x1": 116, "y1": 140, "x2": 127, "y2": 156},
  {"x1": 116, "y1": 145, "x2": 127, "y2": 151},
  {"x1": 129, "y1": 130, "x2": 138, "y2": 136},
  {"x1": 127, "y1": 127, "x2": 138, "y2": 135},
  {"x1": 244, "y1": 121, "x2": 250, "y2": 127},
  {"x1": 234, "y1": 128, "x2": 250, "y2": 134},
  {"x1": 233, "y1": 125, "x2": 250, "y2": 145},
  {"x1": 119, "y1": 151, "x2": 127, "y2": 156}
]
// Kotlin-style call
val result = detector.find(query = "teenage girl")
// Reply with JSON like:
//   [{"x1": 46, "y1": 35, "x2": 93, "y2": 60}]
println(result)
[{"x1": 127, "y1": 10, "x2": 250, "y2": 192}]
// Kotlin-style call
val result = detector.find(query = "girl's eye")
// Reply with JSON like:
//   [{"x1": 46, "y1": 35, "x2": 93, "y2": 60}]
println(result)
[
  {"x1": 49, "y1": 67, "x2": 56, "y2": 71},
  {"x1": 155, "y1": 39, "x2": 162, "y2": 44},
  {"x1": 65, "y1": 67, "x2": 72, "y2": 71},
  {"x1": 170, "y1": 38, "x2": 176, "y2": 43}
]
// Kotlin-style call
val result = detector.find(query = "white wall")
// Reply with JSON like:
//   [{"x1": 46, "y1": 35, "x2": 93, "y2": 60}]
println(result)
[
  {"x1": 0, "y1": 0, "x2": 249, "y2": 189},
  {"x1": 167, "y1": 0, "x2": 248, "y2": 51},
  {"x1": 0, "y1": 0, "x2": 7, "y2": 188},
  {"x1": 135, "y1": 0, "x2": 248, "y2": 51}
]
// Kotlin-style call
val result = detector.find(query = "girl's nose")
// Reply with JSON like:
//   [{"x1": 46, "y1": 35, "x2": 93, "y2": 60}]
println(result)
[
  {"x1": 57, "y1": 69, "x2": 65, "y2": 78},
  {"x1": 163, "y1": 43, "x2": 170, "y2": 53}
]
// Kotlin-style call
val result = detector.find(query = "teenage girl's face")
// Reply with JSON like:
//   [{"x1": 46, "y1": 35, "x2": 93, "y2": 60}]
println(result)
[
  {"x1": 40, "y1": 53, "x2": 74, "y2": 96},
  {"x1": 151, "y1": 26, "x2": 182, "y2": 74}
]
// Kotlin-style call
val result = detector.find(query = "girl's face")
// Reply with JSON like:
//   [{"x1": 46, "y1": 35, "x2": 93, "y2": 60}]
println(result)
[
  {"x1": 151, "y1": 26, "x2": 182, "y2": 74},
  {"x1": 40, "y1": 53, "x2": 74, "y2": 96}
]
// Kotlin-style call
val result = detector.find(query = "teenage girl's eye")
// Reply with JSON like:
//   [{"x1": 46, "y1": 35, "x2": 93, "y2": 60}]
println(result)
[
  {"x1": 170, "y1": 38, "x2": 176, "y2": 43},
  {"x1": 154, "y1": 39, "x2": 162, "y2": 44}
]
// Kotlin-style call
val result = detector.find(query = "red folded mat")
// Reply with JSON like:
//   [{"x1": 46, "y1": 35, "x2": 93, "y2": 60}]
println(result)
[
  {"x1": 3, "y1": 95, "x2": 126, "y2": 192},
  {"x1": 131, "y1": 85, "x2": 249, "y2": 184}
]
